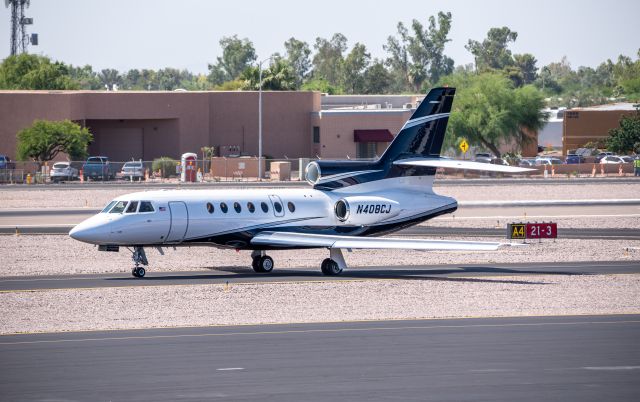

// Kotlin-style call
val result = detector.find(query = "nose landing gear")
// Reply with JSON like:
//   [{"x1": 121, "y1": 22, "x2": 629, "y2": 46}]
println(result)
[{"x1": 131, "y1": 246, "x2": 149, "y2": 278}]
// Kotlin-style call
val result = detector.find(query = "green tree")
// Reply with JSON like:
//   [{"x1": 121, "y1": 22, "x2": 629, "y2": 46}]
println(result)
[
  {"x1": 0, "y1": 54, "x2": 78, "y2": 90},
  {"x1": 301, "y1": 78, "x2": 340, "y2": 94},
  {"x1": 312, "y1": 33, "x2": 348, "y2": 87},
  {"x1": 513, "y1": 53, "x2": 538, "y2": 85},
  {"x1": 284, "y1": 37, "x2": 312, "y2": 89},
  {"x1": 240, "y1": 58, "x2": 297, "y2": 91},
  {"x1": 443, "y1": 72, "x2": 548, "y2": 157},
  {"x1": 98, "y1": 68, "x2": 122, "y2": 90},
  {"x1": 16, "y1": 120, "x2": 93, "y2": 165},
  {"x1": 363, "y1": 60, "x2": 392, "y2": 94},
  {"x1": 68, "y1": 64, "x2": 101, "y2": 89},
  {"x1": 606, "y1": 109, "x2": 640, "y2": 154},
  {"x1": 466, "y1": 27, "x2": 518, "y2": 71},
  {"x1": 207, "y1": 35, "x2": 257, "y2": 85},
  {"x1": 341, "y1": 43, "x2": 371, "y2": 94},
  {"x1": 384, "y1": 11, "x2": 454, "y2": 92}
]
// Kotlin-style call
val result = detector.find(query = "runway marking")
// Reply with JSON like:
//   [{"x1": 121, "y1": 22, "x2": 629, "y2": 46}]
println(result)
[
  {"x1": 1, "y1": 318, "x2": 639, "y2": 346},
  {"x1": 216, "y1": 368, "x2": 244, "y2": 371},
  {"x1": 582, "y1": 366, "x2": 640, "y2": 371}
]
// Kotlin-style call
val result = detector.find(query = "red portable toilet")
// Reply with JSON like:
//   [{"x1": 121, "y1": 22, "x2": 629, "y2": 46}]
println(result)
[{"x1": 181, "y1": 153, "x2": 197, "y2": 182}]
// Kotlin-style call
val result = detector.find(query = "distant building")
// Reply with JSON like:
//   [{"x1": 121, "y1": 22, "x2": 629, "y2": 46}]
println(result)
[
  {"x1": 538, "y1": 107, "x2": 565, "y2": 149},
  {"x1": 0, "y1": 91, "x2": 420, "y2": 162},
  {"x1": 563, "y1": 103, "x2": 638, "y2": 155}
]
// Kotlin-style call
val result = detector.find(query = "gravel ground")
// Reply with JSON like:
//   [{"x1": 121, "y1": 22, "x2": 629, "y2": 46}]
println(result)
[
  {"x1": 1, "y1": 274, "x2": 638, "y2": 334},
  {"x1": 1, "y1": 183, "x2": 639, "y2": 209},
  {"x1": 0, "y1": 234, "x2": 638, "y2": 277}
]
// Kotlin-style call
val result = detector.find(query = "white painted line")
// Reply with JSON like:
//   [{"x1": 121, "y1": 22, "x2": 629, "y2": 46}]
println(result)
[
  {"x1": 582, "y1": 366, "x2": 640, "y2": 371},
  {"x1": 217, "y1": 367, "x2": 244, "y2": 371}
]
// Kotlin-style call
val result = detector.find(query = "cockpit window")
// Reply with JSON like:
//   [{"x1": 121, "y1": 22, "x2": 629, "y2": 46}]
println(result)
[
  {"x1": 110, "y1": 201, "x2": 128, "y2": 213},
  {"x1": 101, "y1": 201, "x2": 117, "y2": 213},
  {"x1": 126, "y1": 201, "x2": 139, "y2": 213},
  {"x1": 139, "y1": 201, "x2": 154, "y2": 213}
]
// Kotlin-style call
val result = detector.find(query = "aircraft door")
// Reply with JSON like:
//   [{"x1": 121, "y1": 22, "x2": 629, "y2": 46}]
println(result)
[
  {"x1": 268, "y1": 195, "x2": 285, "y2": 217},
  {"x1": 166, "y1": 201, "x2": 189, "y2": 242}
]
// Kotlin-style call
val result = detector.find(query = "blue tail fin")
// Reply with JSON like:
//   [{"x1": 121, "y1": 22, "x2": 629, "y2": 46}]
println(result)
[
  {"x1": 307, "y1": 87, "x2": 455, "y2": 191},
  {"x1": 379, "y1": 87, "x2": 455, "y2": 163}
]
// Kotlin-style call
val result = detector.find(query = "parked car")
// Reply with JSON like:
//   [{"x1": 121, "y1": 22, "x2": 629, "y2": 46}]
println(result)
[
  {"x1": 518, "y1": 158, "x2": 536, "y2": 167},
  {"x1": 473, "y1": 153, "x2": 493, "y2": 163},
  {"x1": 621, "y1": 156, "x2": 634, "y2": 163},
  {"x1": 600, "y1": 155, "x2": 629, "y2": 164},
  {"x1": 119, "y1": 161, "x2": 145, "y2": 181},
  {"x1": 535, "y1": 157, "x2": 563, "y2": 166},
  {"x1": 595, "y1": 152, "x2": 614, "y2": 162},
  {"x1": 50, "y1": 162, "x2": 79, "y2": 183},
  {"x1": 82, "y1": 156, "x2": 114, "y2": 181},
  {"x1": 565, "y1": 154, "x2": 585, "y2": 164},
  {"x1": 0, "y1": 154, "x2": 16, "y2": 170}
]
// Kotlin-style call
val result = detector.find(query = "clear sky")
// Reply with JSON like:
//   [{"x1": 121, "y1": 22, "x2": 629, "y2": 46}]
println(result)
[{"x1": 2, "y1": 0, "x2": 639, "y2": 74}]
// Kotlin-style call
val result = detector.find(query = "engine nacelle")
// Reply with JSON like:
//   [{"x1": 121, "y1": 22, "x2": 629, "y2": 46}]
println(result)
[{"x1": 334, "y1": 196, "x2": 400, "y2": 225}]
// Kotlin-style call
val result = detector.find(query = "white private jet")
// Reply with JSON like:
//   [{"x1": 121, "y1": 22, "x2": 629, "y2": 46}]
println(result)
[{"x1": 69, "y1": 87, "x2": 531, "y2": 278}]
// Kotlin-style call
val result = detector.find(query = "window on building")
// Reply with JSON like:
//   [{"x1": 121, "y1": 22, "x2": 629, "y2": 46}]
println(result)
[
  {"x1": 356, "y1": 142, "x2": 377, "y2": 159},
  {"x1": 313, "y1": 126, "x2": 320, "y2": 144}
]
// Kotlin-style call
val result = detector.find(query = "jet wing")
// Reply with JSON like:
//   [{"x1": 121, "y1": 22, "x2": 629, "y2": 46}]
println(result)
[
  {"x1": 393, "y1": 158, "x2": 535, "y2": 173},
  {"x1": 251, "y1": 231, "x2": 517, "y2": 251}
]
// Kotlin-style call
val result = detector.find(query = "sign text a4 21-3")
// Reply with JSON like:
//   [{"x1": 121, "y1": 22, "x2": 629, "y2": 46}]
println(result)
[{"x1": 507, "y1": 223, "x2": 557, "y2": 240}]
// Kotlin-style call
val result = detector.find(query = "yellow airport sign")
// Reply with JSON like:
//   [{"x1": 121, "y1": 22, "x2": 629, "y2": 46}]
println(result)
[
  {"x1": 459, "y1": 139, "x2": 469, "y2": 153},
  {"x1": 508, "y1": 223, "x2": 526, "y2": 239}
]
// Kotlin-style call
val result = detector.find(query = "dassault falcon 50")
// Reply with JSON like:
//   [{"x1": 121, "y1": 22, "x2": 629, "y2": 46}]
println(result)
[{"x1": 69, "y1": 87, "x2": 530, "y2": 277}]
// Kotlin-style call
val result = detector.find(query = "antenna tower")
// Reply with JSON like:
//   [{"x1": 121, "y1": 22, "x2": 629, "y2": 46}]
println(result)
[{"x1": 5, "y1": 0, "x2": 36, "y2": 56}]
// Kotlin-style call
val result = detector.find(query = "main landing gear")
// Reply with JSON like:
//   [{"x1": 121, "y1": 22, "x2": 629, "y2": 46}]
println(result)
[
  {"x1": 131, "y1": 246, "x2": 148, "y2": 278},
  {"x1": 251, "y1": 250, "x2": 274, "y2": 273},
  {"x1": 321, "y1": 248, "x2": 347, "y2": 276}
]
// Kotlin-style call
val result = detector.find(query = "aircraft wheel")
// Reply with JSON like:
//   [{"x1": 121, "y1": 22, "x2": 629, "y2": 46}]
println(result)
[
  {"x1": 257, "y1": 256, "x2": 274, "y2": 273},
  {"x1": 251, "y1": 257, "x2": 261, "y2": 273},
  {"x1": 132, "y1": 267, "x2": 146, "y2": 278},
  {"x1": 321, "y1": 258, "x2": 342, "y2": 276}
]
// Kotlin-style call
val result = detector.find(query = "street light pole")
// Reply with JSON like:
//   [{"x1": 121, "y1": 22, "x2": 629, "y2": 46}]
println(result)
[{"x1": 257, "y1": 56, "x2": 272, "y2": 181}]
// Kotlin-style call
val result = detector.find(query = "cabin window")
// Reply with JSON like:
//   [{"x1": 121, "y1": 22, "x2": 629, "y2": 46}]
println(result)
[
  {"x1": 287, "y1": 202, "x2": 295, "y2": 213},
  {"x1": 274, "y1": 202, "x2": 283, "y2": 213},
  {"x1": 110, "y1": 201, "x2": 128, "y2": 213},
  {"x1": 234, "y1": 202, "x2": 242, "y2": 213},
  {"x1": 261, "y1": 202, "x2": 269, "y2": 213},
  {"x1": 206, "y1": 202, "x2": 214, "y2": 214},
  {"x1": 126, "y1": 201, "x2": 139, "y2": 213},
  {"x1": 101, "y1": 201, "x2": 117, "y2": 213},
  {"x1": 247, "y1": 202, "x2": 255, "y2": 213},
  {"x1": 139, "y1": 201, "x2": 154, "y2": 213},
  {"x1": 220, "y1": 202, "x2": 228, "y2": 213}
]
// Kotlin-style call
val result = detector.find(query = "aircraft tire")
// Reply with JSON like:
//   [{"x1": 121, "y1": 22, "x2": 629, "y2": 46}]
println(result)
[
  {"x1": 321, "y1": 258, "x2": 342, "y2": 276},
  {"x1": 252, "y1": 257, "x2": 262, "y2": 273},
  {"x1": 258, "y1": 256, "x2": 274, "y2": 273},
  {"x1": 132, "y1": 268, "x2": 139, "y2": 278}
]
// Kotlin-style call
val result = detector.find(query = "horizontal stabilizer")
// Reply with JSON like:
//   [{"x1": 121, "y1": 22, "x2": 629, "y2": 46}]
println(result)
[
  {"x1": 393, "y1": 158, "x2": 535, "y2": 173},
  {"x1": 251, "y1": 231, "x2": 519, "y2": 251}
]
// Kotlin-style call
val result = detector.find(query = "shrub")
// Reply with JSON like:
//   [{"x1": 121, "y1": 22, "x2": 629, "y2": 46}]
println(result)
[{"x1": 152, "y1": 157, "x2": 178, "y2": 178}]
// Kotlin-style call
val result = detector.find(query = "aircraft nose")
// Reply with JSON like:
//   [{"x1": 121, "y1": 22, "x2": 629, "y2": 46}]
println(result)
[{"x1": 69, "y1": 218, "x2": 111, "y2": 244}]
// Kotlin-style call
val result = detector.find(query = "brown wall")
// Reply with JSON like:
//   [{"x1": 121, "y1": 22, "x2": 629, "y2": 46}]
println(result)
[
  {"x1": 0, "y1": 90, "x2": 321, "y2": 161},
  {"x1": 563, "y1": 109, "x2": 635, "y2": 154}
]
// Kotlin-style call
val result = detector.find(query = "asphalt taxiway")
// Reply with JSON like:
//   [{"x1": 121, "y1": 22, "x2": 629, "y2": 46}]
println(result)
[
  {"x1": 1, "y1": 261, "x2": 638, "y2": 292},
  {"x1": 1, "y1": 315, "x2": 638, "y2": 401}
]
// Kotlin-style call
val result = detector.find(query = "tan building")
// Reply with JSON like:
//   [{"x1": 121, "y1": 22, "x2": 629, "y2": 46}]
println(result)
[
  {"x1": 563, "y1": 103, "x2": 638, "y2": 154},
  {"x1": 0, "y1": 90, "x2": 423, "y2": 162}
]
